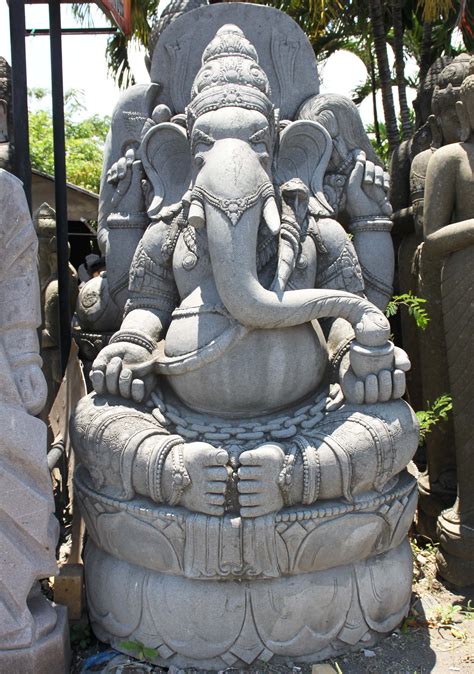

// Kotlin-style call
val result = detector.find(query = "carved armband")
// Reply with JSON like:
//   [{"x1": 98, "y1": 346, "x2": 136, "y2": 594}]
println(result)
[
  {"x1": 168, "y1": 443, "x2": 192, "y2": 506},
  {"x1": 348, "y1": 216, "x2": 393, "y2": 235},
  {"x1": 278, "y1": 436, "x2": 322, "y2": 507},
  {"x1": 109, "y1": 330, "x2": 157, "y2": 353},
  {"x1": 278, "y1": 444, "x2": 298, "y2": 506},
  {"x1": 296, "y1": 437, "x2": 321, "y2": 505},
  {"x1": 148, "y1": 435, "x2": 183, "y2": 503}
]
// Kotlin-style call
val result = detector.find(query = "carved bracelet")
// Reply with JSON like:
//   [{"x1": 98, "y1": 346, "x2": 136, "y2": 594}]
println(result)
[
  {"x1": 348, "y1": 216, "x2": 393, "y2": 234},
  {"x1": 294, "y1": 436, "x2": 321, "y2": 505},
  {"x1": 109, "y1": 330, "x2": 157, "y2": 354},
  {"x1": 278, "y1": 444, "x2": 298, "y2": 506},
  {"x1": 150, "y1": 435, "x2": 184, "y2": 503},
  {"x1": 168, "y1": 443, "x2": 192, "y2": 506}
]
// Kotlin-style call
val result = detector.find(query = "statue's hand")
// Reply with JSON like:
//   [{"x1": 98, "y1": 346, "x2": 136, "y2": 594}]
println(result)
[
  {"x1": 90, "y1": 342, "x2": 156, "y2": 403},
  {"x1": 13, "y1": 362, "x2": 47, "y2": 415},
  {"x1": 238, "y1": 444, "x2": 285, "y2": 518},
  {"x1": 166, "y1": 443, "x2": 229, "y2": 516},
  {"x1": 340, "y1": 345, "x2": 410, "y2": 405},
  {"x1": 107, "y1": 148, "x2": 145, "y2": 210},
  {"x1": 346, "y1": 150, "x2": 392, "y2": 218}
]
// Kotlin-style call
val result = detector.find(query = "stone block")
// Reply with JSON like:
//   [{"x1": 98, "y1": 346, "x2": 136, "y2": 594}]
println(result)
[{"x1": 52, "y1": 563, "x2": 84, "y2": 621}]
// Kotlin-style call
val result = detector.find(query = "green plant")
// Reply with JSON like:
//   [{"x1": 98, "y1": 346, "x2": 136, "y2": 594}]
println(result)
[
  {"x1": 119, "y1": 640, "x2": 160, "y2": 661},
  {"x1": 385, "y1": 291, "x2": 430, "y2": 330},
  {"x1": 70, "y1": 622, "x2": 94, "y2": 649},
  {"x1": 28, "y1": 88, "x2": 110, "y2": 194},
  {"x1": 416, "y1": 394, "x2": 453, "y2": 442}
]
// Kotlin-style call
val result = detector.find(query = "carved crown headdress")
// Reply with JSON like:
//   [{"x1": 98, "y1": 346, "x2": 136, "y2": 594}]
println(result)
[{"x1": 186, "y1": 24, "x2": 274, "y2": 128}]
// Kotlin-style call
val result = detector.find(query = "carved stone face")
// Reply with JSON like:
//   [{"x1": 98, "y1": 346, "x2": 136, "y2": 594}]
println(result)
[{"x1": 191, "y1": 107, "x2": 274, "y2": 190}]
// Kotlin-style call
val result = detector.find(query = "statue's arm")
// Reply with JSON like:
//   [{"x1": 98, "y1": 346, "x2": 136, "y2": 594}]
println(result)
[
  {"x1": 89, "y1": 218, "x2": 180, "y2": 401},
  {"x1": 423, "y1": 145, "x2": 457, "y2": 237},
  {"x1": 0, "y1": 171, "x2": 47, "y2": 414}
]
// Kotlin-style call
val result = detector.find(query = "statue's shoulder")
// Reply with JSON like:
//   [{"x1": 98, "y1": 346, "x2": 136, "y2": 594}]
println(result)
[
  {"x1": 427, "y1": 142, "x2": 464, "y2": 174},
  {"x1": 0, "y1": 167, "x2": 22, "y2": 188}
]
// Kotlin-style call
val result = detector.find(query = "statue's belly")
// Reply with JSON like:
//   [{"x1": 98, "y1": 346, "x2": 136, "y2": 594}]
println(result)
[{"x1": 164, "y1": 314, "x2": 328, "y2": 417}]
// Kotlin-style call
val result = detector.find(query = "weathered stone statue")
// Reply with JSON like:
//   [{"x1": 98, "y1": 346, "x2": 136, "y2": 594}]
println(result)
[
  {"x1": 419, "y1": 59, "x2": 474, "y2": 586},
  {"x1": 413, "y1": 55, "x2": 472, "y2": 540},
  {"x1": 298, "y1": 92, "x2": 393, "y2": 311},
  {"x1": 71, "y1": 6, "x2": 418, "y2": 667},
  {"x1": 0, "y1": 169, "x2": 69, "y2": 672},
  {"x1": 36, "y1": 203, "x2": 78, "y2": 427},
  {"x1": 0, "y1": 56, "x2": 13, "y2": 171}
]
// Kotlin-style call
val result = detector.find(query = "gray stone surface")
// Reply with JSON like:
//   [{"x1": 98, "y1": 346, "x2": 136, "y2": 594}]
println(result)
[
  {"x1": 150, "y1": 3, "x2": 320, "y2": 119},
  {"x1": 71, "y1": 6, "x2": 418, "y2": 667},
  {"x1": 0, "y1": 57, "x2": 13, "y2": 171},
  {"x1": 410, "y1": 55, "x2": 472, "y2": 544},
  {"x1": 0, "y1": 169, "x2": 69, "y2": 671},
  {"x1": 420, "y1": 59, "x2": 474, "y2": 586},
  {"x1": 35, "y1": 202, "x2": 78, "y2": 433}
]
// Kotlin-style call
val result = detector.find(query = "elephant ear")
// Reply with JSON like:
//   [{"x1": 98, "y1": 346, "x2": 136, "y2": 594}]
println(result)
[
  {"x1": 140, "y1": 122, "x2": 192, "y2": 217},
  {"x1": 276, "y1": 120, "x2": 333, "y2": 216}
]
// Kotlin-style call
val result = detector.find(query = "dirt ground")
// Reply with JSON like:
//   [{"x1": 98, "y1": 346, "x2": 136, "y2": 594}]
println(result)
[{"x1": 71, "y1": 538, "x2": 474, "y2": 674}]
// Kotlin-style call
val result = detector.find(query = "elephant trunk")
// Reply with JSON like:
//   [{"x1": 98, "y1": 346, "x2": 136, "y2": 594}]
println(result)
[{"x1": 204, "y1": 200, "x2": 390, "y2": 347}]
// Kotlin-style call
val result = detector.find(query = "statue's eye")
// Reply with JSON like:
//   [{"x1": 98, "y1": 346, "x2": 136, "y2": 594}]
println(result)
[
  {"x1": 192, "y1": 129, "x2": 215, "y2": 154},
  {"x1": 249, "y1": 127, "x2": 269, "y2": 146}
]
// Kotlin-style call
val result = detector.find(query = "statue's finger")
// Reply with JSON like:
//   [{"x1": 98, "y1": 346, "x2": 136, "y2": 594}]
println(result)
[
  {"x1": 204, "y1": 504, "x2": 224, "y2": 517},
  {"x1": 364, "y1": 160, "x2": 375, "y2": 185},
  {"x1": 206, "y1": 481, "x2": 227, "y2": 495},
  {"x1": 348, "y1": 150, "x2": 366, "y2": 190},
  {"x1": 131, "y1": 379, "x2": 145, "y2": 403},
  {"x1": 392, "y1": 369, "x2": 406, "y2": 399},
  {"x1": 105, "y1": 357, "x2": 122, "y2": 395},
  {"x1": 239, "y1": 450, "x2": 262, "y2": 466},
  {"x1": 237, "y1": 466, "x2": 261, "y2": 481},
  {"x1": 378, "y1": 369, "x2": 392, "y2": 402},
  {"x1": 394, "y1": 346, "x2": 411, "y2": 372},
  {"x1": 90, "y1": 370, "x2": 105, "y2": 394},
  {"x1": 213, "y1": 449, "x2": 229, "y2": 466},
  {"x1": 119, "y1": 368, "x2": 133, "y2": 399},
  {"x1": 239, "y1": 493, "x2": 261, "y2": 507},
  {"x1": 116, "y1": 156, "x2": 128, "y2": 180},
  {"x1": 240, "y1": 505, "x2": 266, "y2": 518},
  {"x1": 205, "y1": 467, "x2": 228, "y2": 481},
  {"x1": 237, "y1": 479, "x2": 260, "y2": 494},
  {"x1": 205, "y1": 493, "x2": 225, "y2": 506},
  {"x1": 374, "y1": 165, "x2": 384, "y2": 187},
  {"x1": 107, "y1": 163, "x2": 117, "y2": 183},
  {"x1": 365, "y1": 373, "x2": 379, "y2": 404},
  {"x1": 383, "y1": 171, "x2": 391, "y2": 192}
]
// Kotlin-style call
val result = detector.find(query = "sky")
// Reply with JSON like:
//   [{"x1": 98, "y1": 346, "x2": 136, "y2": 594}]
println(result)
[{"x1": 0, "y1": 1, "x2": 416, "y2": 124}]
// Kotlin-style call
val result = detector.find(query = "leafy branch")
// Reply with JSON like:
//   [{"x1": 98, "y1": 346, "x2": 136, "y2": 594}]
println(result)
[
  {"x1": 416, "y1": 394, "x2": 453, "y2": 442},
  {"x1": 119, "y1": 640, "x2": 160, "y2": 662},
  {"x1": 385, "y1": 291, "x2": 430, "y2": 330}
]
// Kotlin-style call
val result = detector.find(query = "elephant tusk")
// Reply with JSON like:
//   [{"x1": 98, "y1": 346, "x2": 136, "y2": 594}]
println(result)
[
  {"x1": 263, "y1": 196, "x2": 281, "y2": 235},
  {"x1": 188, "y1": 200, "x2": 206, "y2": 228}
]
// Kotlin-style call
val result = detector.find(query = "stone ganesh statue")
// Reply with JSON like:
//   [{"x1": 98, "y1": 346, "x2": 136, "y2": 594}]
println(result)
[{"x1": 72, "y1": 10, "x2": 419, "y2": 667}]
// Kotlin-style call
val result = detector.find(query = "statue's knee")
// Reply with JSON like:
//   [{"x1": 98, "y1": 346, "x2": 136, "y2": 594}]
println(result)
[{"x1": 386, "y1": 399, "x2": 419, "y2": 473}]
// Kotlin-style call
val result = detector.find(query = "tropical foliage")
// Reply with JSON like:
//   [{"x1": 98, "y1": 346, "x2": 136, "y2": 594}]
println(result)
[
  {"x1": 73, "y1": 0, "x2": 474, "y2": 154},
  {"x1": 28, "y1": 88, "x2": 109, "y2": 193}
]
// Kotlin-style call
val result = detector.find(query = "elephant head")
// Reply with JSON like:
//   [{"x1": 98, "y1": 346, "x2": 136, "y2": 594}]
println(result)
[{"x1": 140, "y1": 24, "x2": 390, "y2": 347}]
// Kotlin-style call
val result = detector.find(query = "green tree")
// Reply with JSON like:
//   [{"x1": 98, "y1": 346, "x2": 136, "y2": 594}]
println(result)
[{"x1": 28, "y1": 89, "x2": 110, "y2": 194}]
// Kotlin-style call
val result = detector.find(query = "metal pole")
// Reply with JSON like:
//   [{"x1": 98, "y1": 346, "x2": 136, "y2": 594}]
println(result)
[
  {"x1": 9, "y1": 0, "x2": 31, "y2": 208},
  {"x1": 49, "y1": 0, "x2": 70, "y2": 373}
]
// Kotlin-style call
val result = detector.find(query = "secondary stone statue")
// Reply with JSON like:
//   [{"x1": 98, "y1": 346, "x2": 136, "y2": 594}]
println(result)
[
  {"x1": 411, "y1": 55, "x2": 471, "y2": 541},
  {"x1": 0, "y1": 169, "x2": 68, "y2": 672},
  {"x1": 420, "y1": 59, "x2": 474, "y2": 587},
  {"x1": 72, "y1": 6, "x2": 418, "y2": 667}
]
